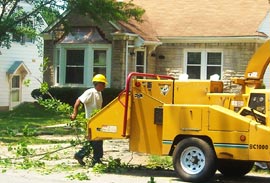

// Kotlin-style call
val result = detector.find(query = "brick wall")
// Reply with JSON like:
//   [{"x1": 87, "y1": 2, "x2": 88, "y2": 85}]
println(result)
[
  {"x1": 43, "y1": 40, "x2": 54, "y2": 86},
  {"x1": 152, "y1": 42, "x2": 261, "y2": 92},
  {"x1": 111, "y1": 40, "x2": 126, "y2": 88},
  {"x1": 153, "y1": 42, "x2": 259, "y2": 77}
]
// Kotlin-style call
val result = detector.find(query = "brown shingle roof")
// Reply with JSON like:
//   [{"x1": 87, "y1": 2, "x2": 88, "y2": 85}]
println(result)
[
  {"x1": 123, "y1": 0, "x2": 269, "y2": 39},
  {"x1": 118, "y1": 14, "x2": 159, "y2": 42}
]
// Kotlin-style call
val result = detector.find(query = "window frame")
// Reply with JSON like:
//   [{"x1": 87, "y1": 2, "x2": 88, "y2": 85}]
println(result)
[
  {"x1": 184, "y1": 49, "x2": 223, "y2": 80},
  {"x1": 93, "y1": 49, "x2": 108, "y2": 76},
  {"x1": 11, "y1": 75, "x2": 21, "y2": 102},
  {"x1": 55, "y1": 44, "x2": 111, "y2": 87},
  {"x1": 65, "y1": 49, "x2": 85, "y2": 84},
  {"x1": 12, "y1": 18, "x2": 35, "y2": 44},
  {"x1": 135, "y1": 49, "x2": 146, "y2": 73}
]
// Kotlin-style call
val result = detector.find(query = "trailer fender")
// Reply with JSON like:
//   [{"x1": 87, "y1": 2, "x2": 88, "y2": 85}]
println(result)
[{"x1": 169, "y1": 135, "x2": 215, "y2": 156}]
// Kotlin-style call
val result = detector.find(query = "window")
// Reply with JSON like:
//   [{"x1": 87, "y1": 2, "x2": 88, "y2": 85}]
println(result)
[
  {"x1": 207, "y1": 52, "x2": 222, "y2": 79},
  {"x1": 135, "y1": 51, "x2": 145, "y2": 73},
  {"x1": 93, "y1": 50, "x2": 107, "y2": 76},
  {"x1": 55, "y1": 45, "x2": 111, "y2": 86},
  {"x1": 187, "y1": 52, "x2": 201, "y2": 79},
  {"x1": 66, "y1": 50, "x2": 84, "y2": 84},
  {"x1": 12, "y1": 18, "x2": 35, "y2": 44},
  {"x1": 11, "y1": 75, "x2": 20, "y2": 102},
  {"x1": 185, "y1": 51, "x2": 222, "y2": 79}
]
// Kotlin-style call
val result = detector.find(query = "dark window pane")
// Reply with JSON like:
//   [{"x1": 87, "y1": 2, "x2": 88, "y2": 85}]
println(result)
[
  {"x1": 207, "y1": 66, "x2": 221, "y2": 79},
  {"x1": 207, "y1": 52, "x2": 221, "y2": 65},
  {"x1": 25, "y1": 35, "x2": 34, "y2": 43},
  {"x1": 56, "y1": 50, "x2": 60, "y2": 65},
  {"x1": 136, "y1": 66, "x2": 144, "y2": 73},
  {"x1": 12, "y1": 76, "x2": 20, "y2": 88},
  {"x1": 12, "y1": 34, "x2": 22, "y2": 42},
  {"x1": 93, "y1": 67, "x2": 106, "y2": 76},
  {"x1": 56, "y1": 67, "x2": 59, "y2": 83},
  {"x1": 67, "y1": 50, "x2": 84, "y2": 65},
  {"x1": 94, "y1": 50, "x2": 106, "y2": 66},
  {"x1": 187, "y1": 66, "x2": 200, "y2": 79},
  {"x1": 136, "y1": 51, "x2": 144, "y2": 65},
  {"x1": 187, "y1": 52, "x2": 201, "y2": 64},
  {"x1": 66, "y1": 67, "x2": 84, "y2": 84}
]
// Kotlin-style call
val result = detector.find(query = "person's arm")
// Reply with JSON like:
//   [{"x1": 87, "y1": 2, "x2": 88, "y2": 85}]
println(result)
[{"x1": 70, "y1": 98, "x2": 81, "y2": 120}]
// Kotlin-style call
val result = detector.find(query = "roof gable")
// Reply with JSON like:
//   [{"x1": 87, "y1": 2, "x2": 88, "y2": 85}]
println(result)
[
  {"x1": 7, "y1": 61, "x2": 31, "y2": 76},
  {"x1": 59, "y1": 27, "x2": 109, "y2": 44},
  {"x1": 43, "y1": 11, "x2": 116, "y2": 43}
]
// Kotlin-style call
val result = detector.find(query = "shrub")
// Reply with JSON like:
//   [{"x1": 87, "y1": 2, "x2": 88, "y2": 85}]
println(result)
[{"x1": 31, "y1": 87, "x2": 123, "y2": 106}]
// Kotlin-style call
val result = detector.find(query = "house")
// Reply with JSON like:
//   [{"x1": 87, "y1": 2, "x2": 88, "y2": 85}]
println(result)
[
  {"x1": 0, "y1": 2, "x2": 47, "y2": 110},
  {"x1": 42, "y1": 0, "x2": 270, "y2": 90}
]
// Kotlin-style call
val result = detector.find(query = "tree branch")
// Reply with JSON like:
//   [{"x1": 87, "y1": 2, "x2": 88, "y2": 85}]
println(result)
[
  {"x1": 6, "y1": 0, "x2": 20, "y2": 19},
  {"x1": 13, "y1": 0, "x2": 66, "y2": 25},
  {"x1": 0, "y1": 1, "x2": 10, "y2": 21}
]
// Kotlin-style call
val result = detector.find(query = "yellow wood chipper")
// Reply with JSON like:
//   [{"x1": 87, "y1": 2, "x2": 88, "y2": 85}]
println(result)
[{"x1": 87, "y1": 40, "x2": 270, "y2": 182}]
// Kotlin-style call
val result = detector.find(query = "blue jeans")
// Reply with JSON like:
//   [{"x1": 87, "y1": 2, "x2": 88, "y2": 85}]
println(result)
[{"x1": 75, "y1": 140, "x2": 103, "y2": 162}]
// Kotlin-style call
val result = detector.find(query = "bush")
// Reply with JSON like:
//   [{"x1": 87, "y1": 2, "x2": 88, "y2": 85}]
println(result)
[
  {"x1": 102, "y1": 88, "x2": 124, "y2": 106},
  {"x1": 31, "y1": 87, "x2": 123, "y2": 106}
]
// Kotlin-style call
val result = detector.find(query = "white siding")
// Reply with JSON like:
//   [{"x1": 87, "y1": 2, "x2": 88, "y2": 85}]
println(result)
[
  {"x1": 0, "y1": 2, "x2": 46, "y2": 110},
  {"x1": 263, "y1": 64, "x2": 270, "y2": 89},
  {"x1": 0, "y1": 41, "x2": 43, "y2": 109}
]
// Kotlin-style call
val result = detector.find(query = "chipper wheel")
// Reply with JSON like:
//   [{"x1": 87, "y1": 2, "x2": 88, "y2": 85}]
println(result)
[{"x1": 172, "y1": 137, "x2": 217, "y2": 182}]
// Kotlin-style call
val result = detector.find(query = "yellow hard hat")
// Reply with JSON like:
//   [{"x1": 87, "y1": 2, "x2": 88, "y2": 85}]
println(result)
[{"x1": 92, "y1": 74, "x2": 108, "y2": 84}]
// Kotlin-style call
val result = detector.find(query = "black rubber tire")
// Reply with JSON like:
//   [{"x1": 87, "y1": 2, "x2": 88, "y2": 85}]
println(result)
[
  {"x1": 218, "y1": 159, "x2": 254, "y2": 177},
  {"x1": 172, "y1": 137, "x2": 217, "y2": 182}
]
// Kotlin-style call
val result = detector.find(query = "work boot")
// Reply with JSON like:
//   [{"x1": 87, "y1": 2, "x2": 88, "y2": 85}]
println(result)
[
  {"x1": 74, "y1": 154, "x2": 85, "y2": 166},
  {"x1": 89, "y1": 159, "x2": 102, "y2": 167},
  {"x1": 92, "y1": 159, "x2": 102, "y2": 166}
]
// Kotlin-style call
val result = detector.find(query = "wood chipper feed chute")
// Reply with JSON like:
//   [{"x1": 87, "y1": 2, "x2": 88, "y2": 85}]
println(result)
[
  {"x1": 87, "y1": 72, "x2": 175, "y2": 141},
  {"x1": 87, "y1": 91, "x2": 131, "y2": 140}
]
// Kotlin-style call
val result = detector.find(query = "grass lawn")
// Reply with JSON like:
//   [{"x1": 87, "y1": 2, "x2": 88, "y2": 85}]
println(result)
[{"x1": 0, "y1": 102, "x2": 80, "y2": 144}]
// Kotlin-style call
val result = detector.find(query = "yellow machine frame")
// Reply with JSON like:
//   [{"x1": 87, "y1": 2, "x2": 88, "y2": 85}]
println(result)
[{"x1": 87, "y1": 40, "x2": 270, "y2": 182}]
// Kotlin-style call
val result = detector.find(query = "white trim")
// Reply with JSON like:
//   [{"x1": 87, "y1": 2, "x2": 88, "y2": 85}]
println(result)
[
  {"x1": 109, "y1": 21, "x2": 121, "y2": 31},
  {"x1": 42, "y1": 10, "x2": 70, "y2": 35},
  {"x1": 91, "y1": 47, "x2": 112, "y2": 86},
  {"x1": 144, "y1": 41, "x2": 162, "y2": 46},
  {"x1": 184, "y1": 49, "x2": 223, "y2": 80},
  {"x1": 111, "y1": 32, "x2": 138, "y2": 37},
  {"x1": 55, "y1": 44, "x2": 112, "y2": 87},
  {"x1": 135, "y1": 48, "x2": 147, "y2": 73},
  {"x1": 9, "y1": 75, "x2": 22, "y2": 110},
  {"x1": 54, "y1": 48, "x2": 60, "y2": 85},
  {"x1": 159, "y1": 36, "x2": 267, "y2": 44}
]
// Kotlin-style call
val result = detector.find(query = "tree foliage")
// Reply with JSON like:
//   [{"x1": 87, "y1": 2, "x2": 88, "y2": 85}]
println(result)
[
  {"x1": 0, "y1": 0, "x2": 144, "y2": 49},
  {"x1": 68, "y1": 0, "x2": 144, "y2": 23}
]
